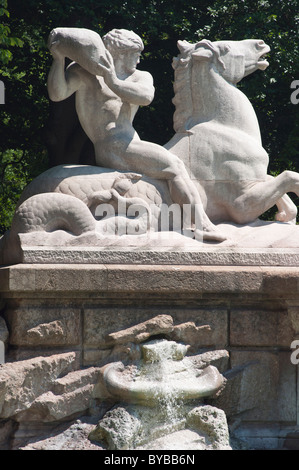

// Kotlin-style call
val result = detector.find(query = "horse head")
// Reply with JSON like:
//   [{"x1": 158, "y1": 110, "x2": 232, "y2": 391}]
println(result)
[
  {"x1": 172, "y1": 38, "x2": 270, "y2": 132},
  {"x1": 188, "y1": 38, "x2": 270, "y2": 84}
]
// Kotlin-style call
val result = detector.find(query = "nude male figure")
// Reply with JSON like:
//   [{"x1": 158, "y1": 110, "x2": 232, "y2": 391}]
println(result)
[{"x1": 47, "y1": 28, "x2": 226, "y2": 242}]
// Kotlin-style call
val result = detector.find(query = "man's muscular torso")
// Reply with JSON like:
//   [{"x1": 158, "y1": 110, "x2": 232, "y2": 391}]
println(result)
[{"x1": 66, "y1": 62, "x2": 147, "y2": 145}]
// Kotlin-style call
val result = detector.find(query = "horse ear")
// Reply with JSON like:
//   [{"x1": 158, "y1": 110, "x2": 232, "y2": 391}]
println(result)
[
  {"x1": 192, "y1": 47, "x2": 214, "y2": 61},
  {"x1": 192, "y1": 39, "x2": 215, "y2": 61},
  {"x1": 177, "y1": 40, "x2": 193, "y2": 54}
]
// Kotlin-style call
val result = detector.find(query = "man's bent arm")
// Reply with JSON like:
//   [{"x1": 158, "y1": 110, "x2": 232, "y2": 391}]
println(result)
[
  {"x1": 104, "y1": 72, "x2": 155, "y2": 106},
  {"x1": 47, "y1": 57, "x2": 81, "y2": 102}
]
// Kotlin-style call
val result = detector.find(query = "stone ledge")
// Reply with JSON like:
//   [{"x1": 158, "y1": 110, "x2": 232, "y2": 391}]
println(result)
[
  {"x1": 17, "y1": 246, "x2": 299, "y2": 266},
  {"x1": 1, "y1": 263, "x2": 299, "y2": 299}
]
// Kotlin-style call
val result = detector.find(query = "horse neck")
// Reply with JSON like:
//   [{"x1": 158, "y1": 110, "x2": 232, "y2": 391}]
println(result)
[{"x1": 191, "y1": 64, "x2": 262, "y2": 141}]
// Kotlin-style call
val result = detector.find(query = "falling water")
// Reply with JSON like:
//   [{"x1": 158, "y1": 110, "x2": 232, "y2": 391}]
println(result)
[
  {"x1": 93, "y1": 337, "x2": 229, "y2": 450},
  {"x1": 138, "y1": 339, "x2": 194, "y2": 430}
]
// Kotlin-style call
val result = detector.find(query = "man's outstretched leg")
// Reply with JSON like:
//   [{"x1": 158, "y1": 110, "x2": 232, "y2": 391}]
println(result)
[
  {"x1": 97, "y1": 139, "x2": 228, "y2": 242},
  {"x1": 168, "y1": 174, "x2": 227, "y2": 242}
]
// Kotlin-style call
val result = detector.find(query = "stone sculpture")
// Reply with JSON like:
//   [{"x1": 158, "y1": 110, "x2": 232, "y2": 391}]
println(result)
[
  {"x1": 47, "y1": 27, "x2": 225, "y2": 242},
  {"x1": 166, "y1": 38, "x2": 298, "y2": 225},
  {"x1": 1, "y1": 27, "x2": 299, "y2": 265}
]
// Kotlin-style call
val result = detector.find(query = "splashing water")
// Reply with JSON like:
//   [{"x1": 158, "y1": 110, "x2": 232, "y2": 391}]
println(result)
[{"x1": 138, "y1": 339, "x2": 194, "y2": 428}]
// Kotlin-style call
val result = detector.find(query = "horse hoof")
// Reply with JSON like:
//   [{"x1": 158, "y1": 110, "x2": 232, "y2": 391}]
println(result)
[{"x1": 275, "y1": 210, "x2": 297, "y2": 224}]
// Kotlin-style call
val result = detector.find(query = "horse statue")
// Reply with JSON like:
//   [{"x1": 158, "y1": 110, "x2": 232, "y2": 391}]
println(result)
[
  {"x1": 2, "y1": 34, "x2": 299, "y2": 264},
  {"x1": 166, "y1": 38, "x2": 298, "y2": 225}
]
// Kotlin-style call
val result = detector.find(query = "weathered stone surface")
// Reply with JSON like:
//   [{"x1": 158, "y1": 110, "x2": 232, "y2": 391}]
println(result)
[
  {"x1": 2, "y1": 264, "x2": 299, "y2": 299},
  {"x1": 53, "y1": 367, "x2": 101, "y2": 395},
  {"x1": 29, "y1": 385, "x2": 95, "y2": 422},
  {"x1": 83, "y1": 308, "x2": 159, "y2": 349},
  {"x1": 83, "y1": 308, "x2": 228, "y2": 356},
  {"x1": 186, "y1": 405, "x2": 231, "y2": 450},
  {"x1": 203, "y1": 266, "x2": 263, "y2": 294},
  {"x1": 287, "y1": 305, "x2": 299, "y2": 335},
  {"x1": 17, "y1": 246, "x2": 299, "y2": 266},
  {"x1": 34, "y1": 264, "x2": 109, "y2": 292},
  {"x1": 172, "y1": 322, "x2": 211, "y2": 347},
  {"x1": 210, "y1": 357, "x2": 269, "y2": 420},
  {"x1": 276, "y1": 352, "x2": 297, "y2": 423},
  {"x1": 106, "y1": 265, "x2": 204, "y2": 294},
  {"x1": 230, "y1": 309, "x2": 294, "y2": 347},
  {"x1": 6, "y1": 307, "x2": 81, "y2": 347},
  {"x1": 0, "y1": 264, "x2": 108, "y2": 293},
  {"x1": 105, "y1": 314, "x2": 174, "y2": 346},
  {"x1": 0, "y1": 262, "x2": 298, "y2": 449},
  {"x1": 89, "y1": 406, "x2": 141, "y2": 450},
  {"x1": 15, "y1": 417, "x2": 103, "y2": 450},
  {"x1": 190, "y1": 350, "x2": 230, "y2": 374},
  {"x1": 139, "y1": 428, "x2": 210, "y2": 450},
  {"x1": 16, "y1": 366, "x2": 106, "y2": 423},
  {"x1": 171, "y1": 311, "x2": 228, "y2": 350},
  {"x1": 214, "y1": 351, "x2": 297, "y2": 423},
  {"x1": 0, "y1": 353, "x2": 78, "y2": 419},
  {"x1": 90, "y1": 403, "x2": 231, "y2": 450}
]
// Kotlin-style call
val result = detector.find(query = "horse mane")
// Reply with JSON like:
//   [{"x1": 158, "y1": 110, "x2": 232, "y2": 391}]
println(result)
[
  {"x1": 172, "y1": 42, "x2": 194, "y2": 133},
  {"x1": 172, "y1": 39, "x2": 224, "y2": 133}
]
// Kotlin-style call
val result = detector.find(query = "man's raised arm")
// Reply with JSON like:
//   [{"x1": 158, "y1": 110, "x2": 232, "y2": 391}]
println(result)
[
  {"x1": 47, "y1": 46, "x2": 82, "y2": 102},
  {"x1": 98, "y1": 50, "x2": 155, "y2": 107},
  {"x1": 106, "y1": 70, "x2": 155, "y2": 107}
]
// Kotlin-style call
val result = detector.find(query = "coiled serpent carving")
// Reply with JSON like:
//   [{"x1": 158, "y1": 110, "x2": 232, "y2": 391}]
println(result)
[{"x1": 11, "y1": 165, "x2": 171, "y2": 238}]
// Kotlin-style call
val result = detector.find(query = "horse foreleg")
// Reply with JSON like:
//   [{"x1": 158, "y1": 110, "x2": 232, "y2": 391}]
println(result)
[
  {"x1": 233, "y1": 170, "x2": 299, "y2": 224},
  {"x1": 266, "y1": 175, "x2": 297, "y2": 224}
]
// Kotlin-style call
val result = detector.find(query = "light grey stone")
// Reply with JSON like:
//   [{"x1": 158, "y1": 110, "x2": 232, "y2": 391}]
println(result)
[
  {"x1": 168, "y1": 39, "x2": 298, "y2": 226},
  {"x1": 0, "y1": 353, "x2": 78, "y2": 419},
  {"x1": 3, "y1": 30, "x2": 299, "y2": 264},
  {"x1": 104, "y1": 314, "x2": 174, "y2": 347},
  {"x1": 89, "y1": 406, "x2": 142, "y2": 450},
  {"x1": 90, "y1": 403, "x2": 231, "y2": 450},
  {"x1": 17, "y1": 417, "x2": 102, "y2": 450},
  {"x1": 186, "y1": 405, "x2": 231, "y2": 450},
  {"x1": 48, "y1": 27, "x2": 107, "y2": 76},
  {"x1": 230, "y1": 309, "x2": 294, "y2": 347},
  {"x1": 6, "y1": 307, "x2": 81, "y2": 347}
]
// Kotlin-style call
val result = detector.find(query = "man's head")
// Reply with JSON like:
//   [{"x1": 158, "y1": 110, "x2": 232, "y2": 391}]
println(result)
[
  {"x1": 103, "y1": 29, "x2": 144, "y2": 54},
  {"x1": 103, "y1": 29, "x2": 144, "y2": 73}
]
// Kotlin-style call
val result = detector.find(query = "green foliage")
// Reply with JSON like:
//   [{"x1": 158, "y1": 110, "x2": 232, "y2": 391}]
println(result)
[
  {"x1": 0, "y1": 0, "x2": 298, "y2": 232},
  {"x1": 0, "y1": 0, "x2": 23, "y2": 64}
]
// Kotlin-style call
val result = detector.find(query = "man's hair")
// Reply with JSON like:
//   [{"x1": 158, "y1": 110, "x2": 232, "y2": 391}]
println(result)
[{"x1": 103, "y1": 29, "x2": 144, "y2": 54}]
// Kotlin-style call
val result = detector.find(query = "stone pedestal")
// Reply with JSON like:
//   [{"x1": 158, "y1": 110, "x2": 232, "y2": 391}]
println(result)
[{"x1": 1, "y1": 258, "x2": 299, "y2": 449}]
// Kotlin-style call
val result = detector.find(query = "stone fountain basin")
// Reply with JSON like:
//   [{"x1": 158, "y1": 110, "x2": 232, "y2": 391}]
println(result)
[{"x1": 103, "y1": 361, "x2": 224, "y2": 406}]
